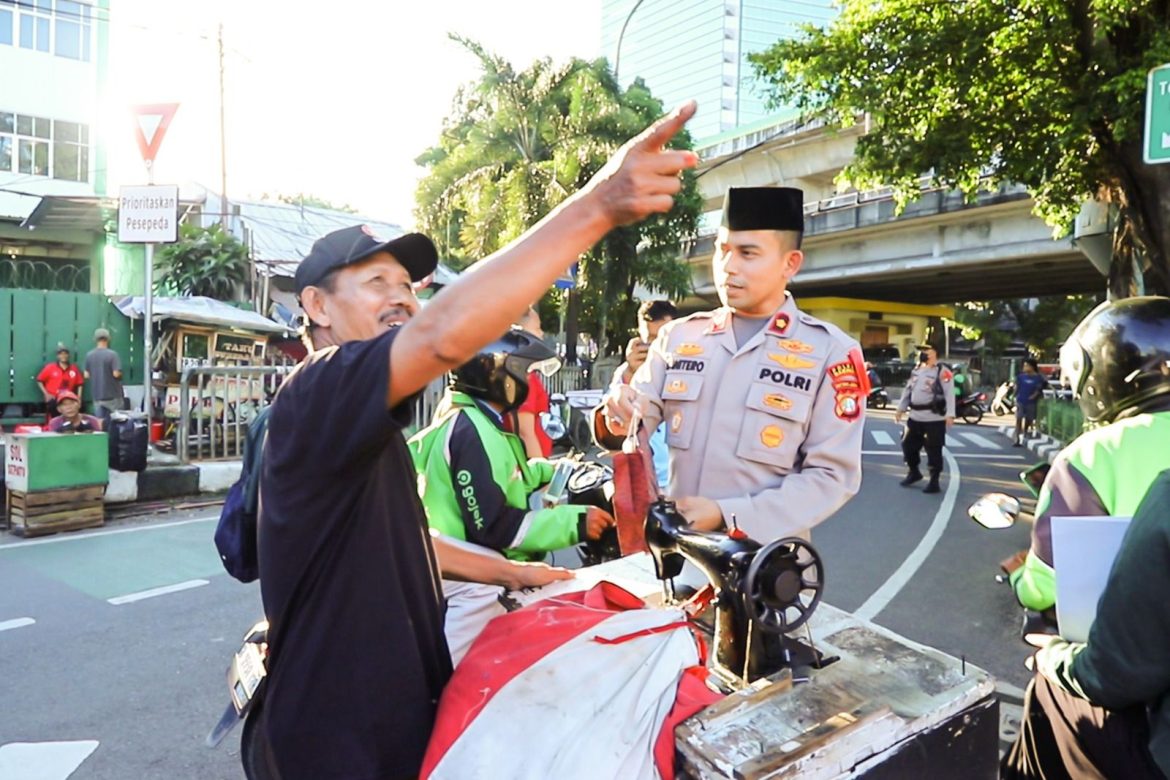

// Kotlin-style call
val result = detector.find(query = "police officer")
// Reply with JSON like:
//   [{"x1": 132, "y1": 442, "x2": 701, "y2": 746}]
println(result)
[
  {"x1": 597, "y1": 186, "x2": 867, "y2": 542},
  {"x1": 895, "y1": 344, "x2": 955, "y2": 494}
]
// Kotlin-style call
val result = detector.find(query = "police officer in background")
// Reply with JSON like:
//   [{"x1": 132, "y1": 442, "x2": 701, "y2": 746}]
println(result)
[
  {"x1": 895, "y1": 344, "x2": 955, "y2": 494},
  {"x1": 597, "y1": 186, "x2": 867, "y2": 542}
]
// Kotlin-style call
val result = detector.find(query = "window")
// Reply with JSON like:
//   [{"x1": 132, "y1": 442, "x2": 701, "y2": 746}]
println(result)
[
  {"x1": 54, "y1": 0, "x2": 90, "y2": 60},
  {"x1": 0, "y1": 2, "x2": 14, "y2": 46},
  {"x1": 1, "y1": 111, "x2": 88, "y2": 181},
  {"x1": 19, "y1": 0, "x2": 51, "y2": 53}
]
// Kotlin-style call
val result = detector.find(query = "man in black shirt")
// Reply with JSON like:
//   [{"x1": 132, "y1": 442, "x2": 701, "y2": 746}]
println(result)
[{"x1": 256, "y1": 102, "x2": 698, "y2": 779}]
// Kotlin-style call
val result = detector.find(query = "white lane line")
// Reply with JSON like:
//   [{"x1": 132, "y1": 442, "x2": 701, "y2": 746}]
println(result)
[
  {"x1": 0, "y1": 740, "x2": 99, "y2": 779},
  {"x1": 854, "y1": 448, "x2": 961, "y2": 623},
  {"x1": 107, "y1": 579, "x2": 209, "y2": 605},
  {"x1": 0, "y1": 617, "x2": 36, "y2": 632},
  {"x1": 958, "y1": 432, "x2": 999, "y2": 449},
  {"x1": 947, "y1": 435, "x2": 965, "y2": 448},
  {"x1": 870, "y1": 430, "x2": 896, "y2": 446},
  {"x1": 0, "y1": 515, "x2": 219, "y2": 551},
  {"x1": 863, "y1": 450, "x2": 1024, "y2": 460}
]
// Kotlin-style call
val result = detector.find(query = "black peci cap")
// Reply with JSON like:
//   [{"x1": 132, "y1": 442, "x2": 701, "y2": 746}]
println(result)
[
  {"x1": 294, "y1": 225, "x2": 438, "y2": 293},
  {"x1": 720, "y1": 187, "x2": 805, "y2": 232}
]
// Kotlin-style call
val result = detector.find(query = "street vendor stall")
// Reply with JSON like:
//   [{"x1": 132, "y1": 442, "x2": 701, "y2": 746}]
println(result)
[{"x1": 4, "y1": 431, "x2": 108, "y2": 537}]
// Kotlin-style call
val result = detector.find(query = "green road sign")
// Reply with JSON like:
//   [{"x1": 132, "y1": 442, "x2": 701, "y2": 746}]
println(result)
[{"x1": 1145, "y1": 63, "x2": 1170, "y2": 164}]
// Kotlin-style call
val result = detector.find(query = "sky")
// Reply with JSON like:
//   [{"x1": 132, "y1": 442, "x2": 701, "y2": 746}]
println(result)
[{"x1": 104, "y1": 0, "x2": 602, "y2": 229}]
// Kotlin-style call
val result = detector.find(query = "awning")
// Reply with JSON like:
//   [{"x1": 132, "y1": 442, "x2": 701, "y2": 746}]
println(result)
[
  {"x1": 114, "y1": 295, "x2": 293, "y2": 335},
  {"x1": 20, "y1": 194, "x2": 202, "y2": 232}
]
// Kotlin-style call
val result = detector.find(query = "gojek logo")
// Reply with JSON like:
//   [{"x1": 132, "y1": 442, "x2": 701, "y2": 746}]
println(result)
[{"x1": 456, "y1": 470, "x2": 484, "y2": 529}]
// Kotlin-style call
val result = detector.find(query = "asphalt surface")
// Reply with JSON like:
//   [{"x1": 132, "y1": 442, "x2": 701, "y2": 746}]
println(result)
[{"x1": 0, "y1": 409, "x2": 1039, "y2": 778}]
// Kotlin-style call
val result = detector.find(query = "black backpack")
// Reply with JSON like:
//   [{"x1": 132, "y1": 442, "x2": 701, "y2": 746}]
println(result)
[{"x1": 214, "y1": 406, "x2": 271, "y2": 583}]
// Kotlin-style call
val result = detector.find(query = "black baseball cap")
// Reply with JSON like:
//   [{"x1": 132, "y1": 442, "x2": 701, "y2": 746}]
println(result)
[{"x1": 294, "y1": 225, "x2": 438, "y2": 293}]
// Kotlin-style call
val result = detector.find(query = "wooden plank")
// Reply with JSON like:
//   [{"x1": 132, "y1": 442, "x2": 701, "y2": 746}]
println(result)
[
  {"x1": 11, "y1": 485, "x2": 106, "y2": 508},
  {"x1": 12, "y1": 504, "x2": 103, "y2": 524},
  {"x1": 10, "y1": 506, "x2": 104, "y2": 537}
]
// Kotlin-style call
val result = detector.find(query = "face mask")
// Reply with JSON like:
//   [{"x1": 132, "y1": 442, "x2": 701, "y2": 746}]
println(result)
[{"x1": 918, "y1": 351, "x2": 929, "y2": 364}]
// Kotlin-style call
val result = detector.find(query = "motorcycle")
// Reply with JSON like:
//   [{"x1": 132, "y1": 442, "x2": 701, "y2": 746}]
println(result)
[
  {"x1": 207, "y1": 458, "x2": 621, "y2": 774},
  {"x1": 991, "y1": 382, "x2": 1016, "y2": 416},
  {"x1": 866, "y1": 386, "x2": 890, "y2": 409},
  {"x1": 957, "y1": 390, "x2": 988, "y2": 424},
  {"x1": 967, "y1": 461, "x2": 1059, "y2": 646},
  {"x1": 544, "y1": 391, "x2": 604, "y2": 454}
]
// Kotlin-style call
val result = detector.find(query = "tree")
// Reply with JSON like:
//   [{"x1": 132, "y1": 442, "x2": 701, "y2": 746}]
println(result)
[
  {"x1": 414, "y1": 36, "x2": 701, "y2": 358},
  {"x1": 155, "y1": 223, "x2": 251, "y2": 300},
  {"x1": 951, "y1": 295, "x2": 1101, "y2": 359},
  {"x1": 751, "y1": 1, "x2": 1170, "y2": 298}
]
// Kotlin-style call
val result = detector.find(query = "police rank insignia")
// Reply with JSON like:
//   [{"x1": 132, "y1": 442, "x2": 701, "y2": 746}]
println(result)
[
  {"x1": 775, "y1": 339, "x2": 814, "y2": 354},
  {"x1": 767, "y1": 312, "x2": 791, "y2": 335},
  {"x1": 676, "y1": 343, "x2": 703, "y2": 356},
  {"x1": 767, "y1": 353, "x2": 816, "y2": 370},
  {"x1": 760, "y1": 425, "x2": 784, "y2": 448},
  {"x1": 762, "y1": 393, "x2": 793, "y2": 411}
]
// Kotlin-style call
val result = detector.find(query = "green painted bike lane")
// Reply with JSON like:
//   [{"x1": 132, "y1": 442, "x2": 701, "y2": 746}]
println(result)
[{"x1": 0, "y1": 518, "x2": 224, "y2": 601}]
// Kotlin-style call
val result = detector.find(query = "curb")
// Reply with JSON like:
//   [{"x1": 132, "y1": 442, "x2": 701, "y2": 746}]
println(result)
[
  {"x1": 995, "y1": 424, "x2": 1062, "y2": 464},
  {"x1": 102, "y1": 460, "x2": 242, "y2": 504}
]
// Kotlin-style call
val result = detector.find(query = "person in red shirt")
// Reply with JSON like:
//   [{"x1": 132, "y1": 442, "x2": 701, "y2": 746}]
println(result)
[
  {"x1": 36, "y1": 344, "x2": 84, "y2": 422},
  {"x1": 511, "y1": 307, "x2": 554, "y2": 458}
]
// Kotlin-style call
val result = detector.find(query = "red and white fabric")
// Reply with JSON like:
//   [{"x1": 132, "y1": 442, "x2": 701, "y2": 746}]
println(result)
[{"x1": 422, "y1": 582, "x2": 721, "y2": 779}]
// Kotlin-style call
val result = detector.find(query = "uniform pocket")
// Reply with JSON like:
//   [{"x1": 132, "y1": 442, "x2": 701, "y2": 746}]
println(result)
[
  {"x1": 735, "y1": 381, "x2": 813, "y2": 469},
  {"x1": 662, "y1": 372, "x2": 703, "y2": 450}
]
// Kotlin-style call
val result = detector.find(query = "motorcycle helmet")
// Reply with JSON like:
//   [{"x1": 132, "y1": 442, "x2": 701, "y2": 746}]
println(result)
[
  {"x1": 450, "y1": 327, "x2": 561, "y2": 412},
  {"x1": 1059, "y1": 296, "x2": 1170, "y2": 424}
]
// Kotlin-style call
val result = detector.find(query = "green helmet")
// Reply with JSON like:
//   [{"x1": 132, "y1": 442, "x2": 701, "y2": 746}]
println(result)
[
  {"x1": 1059, "y1": 296, "x2": 1170, "y2": 423},
  {"x1": 450, "y1": 327, "x2": 561, "y2": 413}
]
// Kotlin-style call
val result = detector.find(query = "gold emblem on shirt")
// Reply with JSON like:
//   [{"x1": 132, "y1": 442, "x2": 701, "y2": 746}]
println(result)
[
  {"x1": 760, "y1": 425, "x2": 784, "y2": 448},
  {"x1": 775, "y1": 339, "x2": 814, "y2": 354},
  {"x1": 666, "y1": 379, "x2": 688, "y2": 394},
  {"x1": 762, "y1": 393, "x2": 793, "y2": 411},
  {"x1": 676, "y1": 343, "x2": 703, "y2": 357},
  {"x1": 767, "y1": 353, "x2": 816, "y2": 370}
]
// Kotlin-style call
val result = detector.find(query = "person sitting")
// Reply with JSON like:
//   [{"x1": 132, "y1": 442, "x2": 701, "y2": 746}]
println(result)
[
  {"x1": 1001, "y1": 468, "x2": 1170, "y2": 779},
  {"x1": 47, "y1": 391, "x2": 102, "y2": 433},
  {"x1": 409, "y1": 327, "x2": 616, "y2": 662}
]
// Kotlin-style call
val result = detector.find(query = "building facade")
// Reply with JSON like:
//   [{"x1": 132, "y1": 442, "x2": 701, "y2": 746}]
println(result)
[
  {"x1": 0, "y1": 0, "x2": 116, "y2": 294},
  {"x1": 600, "y1": 0, "x2": 834, "y2": 139}
]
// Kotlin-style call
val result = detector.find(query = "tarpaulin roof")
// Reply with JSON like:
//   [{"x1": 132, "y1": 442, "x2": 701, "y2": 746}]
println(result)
[{"x1": 114, "y1": 295, "x2": 292, "y2": 335}]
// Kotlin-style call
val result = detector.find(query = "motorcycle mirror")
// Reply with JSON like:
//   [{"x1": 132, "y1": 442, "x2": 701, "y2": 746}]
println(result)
[
  {"x1": 968, "y1": 493, "x2": 1020, "y2": 529},
  {"x1": 539, "y1": 411, "x2": 567, "y2": 441},
  {"x1": 1019, "y1": 462, "x2": 1051, "y2": 500}
]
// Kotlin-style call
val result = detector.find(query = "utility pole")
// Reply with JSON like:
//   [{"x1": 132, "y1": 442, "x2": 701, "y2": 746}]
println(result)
[{"x1": 218, "y1": 22, "x2": 229, "y2": 230}]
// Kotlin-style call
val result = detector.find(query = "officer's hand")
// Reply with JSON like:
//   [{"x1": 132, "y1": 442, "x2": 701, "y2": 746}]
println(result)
[
  {"x1": 603, "y1": 384, "x2": 643, "y2": 436},
  {"x1": 584, "y1": 102, "x2": 698, "y2": 227},
  {"x1": 946, "y1": 416, "x2": 954, "y2": 429},
  {"x1": 894, "y1": 411, "x2": 903, "y2": 425},
  {"x1": 504, "y1": 561, "x2": 575, "y2": 591},
  {"x1": 676, "y1": 496, "x2": 724, "y2": 532},
  {"x1": 625, "y1": 338, "x2": 650, "y2": 373},
  {"x1": 583, "y1": 506, "x2": 617, "y2": 540}
]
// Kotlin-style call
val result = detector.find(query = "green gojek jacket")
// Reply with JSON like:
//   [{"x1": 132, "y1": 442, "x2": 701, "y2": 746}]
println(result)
[
  {"x1": 1011, "y1": 410, "x2": 1170, "y2": 611},
  {"x1": 408, "y1": 391, "x2": 586, "y2": 562}
]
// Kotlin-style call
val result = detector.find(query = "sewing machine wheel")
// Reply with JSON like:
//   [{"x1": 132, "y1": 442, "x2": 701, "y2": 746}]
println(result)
[{"x1": 744, "y1": 537, "x2": 824, "y2": 634}]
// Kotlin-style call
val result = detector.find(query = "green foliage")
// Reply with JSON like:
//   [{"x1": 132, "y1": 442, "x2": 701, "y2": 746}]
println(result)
[
  {"x1": 414, "y1": 37, "x2": 701, "y2": 353},
  {"x1": 751, "y1": 0, "x2": 1170, "y2": 294},
  {"x1": 154, "y1": 223, "x2": 250, "y2": 300},
  {"x1": 951, "y1": 295, "x2": 1101, "y2": 359}
]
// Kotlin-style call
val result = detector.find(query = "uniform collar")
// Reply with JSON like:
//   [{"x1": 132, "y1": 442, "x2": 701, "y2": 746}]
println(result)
[{"x1": 738, "y1": 294, "x2": 800, "y2": 354}]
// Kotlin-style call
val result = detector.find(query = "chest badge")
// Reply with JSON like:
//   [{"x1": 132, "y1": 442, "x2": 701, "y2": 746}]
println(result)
[
  {"x1": 760, "y1": 425, "x2": 784, "y2": 448},
  {"x1": 666, "y1": 378, "x2": 688, "y2": 394},
  {"x1": 670, "y1": 411, "x2": 683, "y2": 433},
  {"x1": 767, "y1": 353, "x2": 815, "y2": 370},
  {"x1": 775, "y1": 339, "x2": 814, "y2": 354},
  {"x1": 762, "y1": 393, "x2": 793, "y2": 411},
  {"x1": 676, "y1": 343, "x2": 703, "y2": 357}
]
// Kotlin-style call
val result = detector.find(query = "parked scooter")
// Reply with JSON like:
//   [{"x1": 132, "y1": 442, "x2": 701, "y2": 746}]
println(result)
[
  {"x1": 956, "y1": 390, "x2": 988, "y2": 424},
  {"x1": 867, "y1": 386, "x2": 890, "y2": 409},
  {"x1": 991, "y1": 382, "x2": 1016, "y2": 416},
  {"x1": 967, "y1": 462, "x2": 1059, "y2": 646}
]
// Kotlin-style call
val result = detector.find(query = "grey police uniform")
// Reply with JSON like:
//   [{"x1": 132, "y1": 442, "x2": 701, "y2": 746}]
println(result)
[
  {"x1": 620, "y1": 294, "x2": 866, "y2": 542},
  {"x1": 897, "y1": 363, "x2": 956, "y2": 482}
]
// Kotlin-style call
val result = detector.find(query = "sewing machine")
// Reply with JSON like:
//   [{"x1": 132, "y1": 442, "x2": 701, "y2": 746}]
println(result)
[{"x1": 643, "y1": 498, "x2": 830, "y2": 691}]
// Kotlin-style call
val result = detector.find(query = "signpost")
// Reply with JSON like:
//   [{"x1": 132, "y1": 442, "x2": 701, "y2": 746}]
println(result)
[
  {"x1": 121, "y1": 102, "x2": 180, "y2": 440},
  {"x1": 1144, "y1": 64, "x2": 1170, "y2": 165}
]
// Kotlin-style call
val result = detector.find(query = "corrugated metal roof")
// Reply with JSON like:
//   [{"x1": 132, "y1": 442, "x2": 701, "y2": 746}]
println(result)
[{"x1": 114, "y1": 295, "x2": 293, "y2": 335}]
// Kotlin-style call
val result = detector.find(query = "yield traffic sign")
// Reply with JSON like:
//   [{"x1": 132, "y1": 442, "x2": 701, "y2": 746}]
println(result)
[
  {"x1": 1144, "y1": 65, "x2": 1170, "y2": 164},
  {"x1": 131, "y1": 103, "x2": 179, "y2": 166}
]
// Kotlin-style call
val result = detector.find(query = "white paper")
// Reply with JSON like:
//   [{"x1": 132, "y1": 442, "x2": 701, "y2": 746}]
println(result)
[{"x1": 1051, "y1": 515, "x2": 1132, "y2": 643}]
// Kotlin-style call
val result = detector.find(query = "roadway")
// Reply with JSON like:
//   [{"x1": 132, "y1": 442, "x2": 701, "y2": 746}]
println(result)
[{"x1": 0, "y1": 408, "x2": 1037, "y2": 778}]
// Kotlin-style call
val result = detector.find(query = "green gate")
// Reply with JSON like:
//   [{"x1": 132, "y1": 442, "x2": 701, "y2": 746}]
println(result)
[{"x1": 0, "y1": 289, "x2": 144, "y2": 407}]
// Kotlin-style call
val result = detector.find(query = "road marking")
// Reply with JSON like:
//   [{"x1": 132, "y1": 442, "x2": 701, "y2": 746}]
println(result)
[
  {"x1": 0, "y1": 617, "x2": 35, "y2": 632},
  {"x1": 854, "y1": 448, "x2": 961, "y2": 622},
  {"x1": 0, "y1": 741, "x2": 99, "y2": 779},
  {"x1": 863, "y1": 450, "x2": 1024, "y2": 460},
  {"x1": 946, "y1": 436, "x2": 965, "y2": 447},
  {"x1": 870, "y1": 430, "x2": 895, "y2": 446},
  {"x1": 957, "y1": 432, "x2": 998, "y2": 449},
  {"x1": 0, "y1": 515, "x2": 219, "y2": 551},
  {"x1": 107, "y1": 579, "x2": 209, "y2": 605}
]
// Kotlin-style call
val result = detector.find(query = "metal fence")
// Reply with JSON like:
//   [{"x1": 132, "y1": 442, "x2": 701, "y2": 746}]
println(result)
[
  {"x1": 0, "y1": 258, "x2": 90, "y2": 292},
  {"x1": 177, "y1": 365, "x2": 292, "y2": 463},
  {"x1": 1036, "y1": 397, "x2": 1085, "y2": 444},
  {"x1": 546, "y1": 364, "x2": 590, "y2": 395}
]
